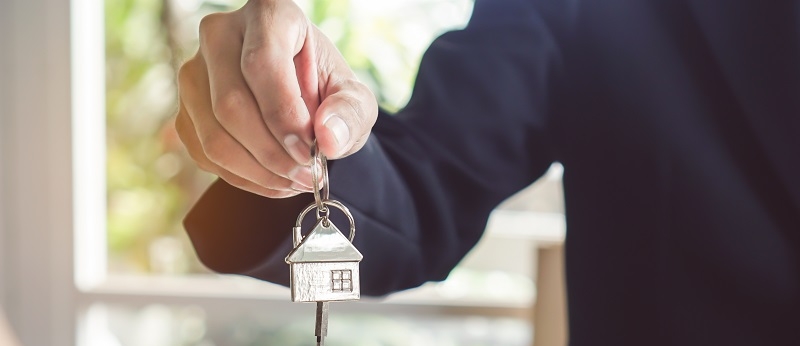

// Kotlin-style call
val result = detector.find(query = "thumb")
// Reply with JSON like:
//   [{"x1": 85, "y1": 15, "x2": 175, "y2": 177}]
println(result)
[{"x1": 314, "y1": 81, "x2": 377, "y2": 159}]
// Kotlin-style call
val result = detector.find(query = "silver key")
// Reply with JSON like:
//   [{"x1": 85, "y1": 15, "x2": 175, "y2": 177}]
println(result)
[
  {"x1": 315, "y1": 301, "x2": 329, "y2": 346},
  {"x1": 285, "y1": 142, "x2": 362, "y2": 344}
]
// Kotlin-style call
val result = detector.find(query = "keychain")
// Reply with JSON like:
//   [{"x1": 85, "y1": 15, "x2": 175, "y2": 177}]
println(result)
[{"x1": 285, "y1": 142, "x2": 362, "y2": 346}]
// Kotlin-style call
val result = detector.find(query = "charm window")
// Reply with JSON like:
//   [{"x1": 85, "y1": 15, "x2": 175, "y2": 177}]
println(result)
[{"x1": 331, "y1": 270, "x2": 353, "y2": 292}]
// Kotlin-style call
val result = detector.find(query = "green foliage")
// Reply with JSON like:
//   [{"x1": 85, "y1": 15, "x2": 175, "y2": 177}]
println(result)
[{"x1": 106, "y1": 0, "x2": 215, "y2": 273}]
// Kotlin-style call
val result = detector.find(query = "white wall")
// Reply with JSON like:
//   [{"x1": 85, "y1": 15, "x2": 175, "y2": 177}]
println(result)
[
  {"x1": 0, "y1": 0, "x2": 76, "y2": 345},
  {"x1": 0, "y1": 0, "x2": 9, "y2": 314}
]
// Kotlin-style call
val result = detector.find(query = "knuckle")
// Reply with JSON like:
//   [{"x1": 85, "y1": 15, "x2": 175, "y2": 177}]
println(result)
[
  {"x1": 173, "y1": 118, "x2": 201, "y2": 157},
  {"x1": 199, "y1": 13, "x2": 237, "y2": 54},
  {"x1": 173, "y1": 114, "x2": 219, "y2": 173},
  {"x1": 349, "y1": 81, "x2": 378, "y2": 125},
  {"x1": 356, "y1": 80, "x2": 378, "y2": 105},
  {"x1": 259, "y1": 148, "x2": 286, "y2": 170},
  {"x1": 177, "y1": 63, "x2": 191, "y2": 87},
  {"x1": 184, "y1": 143, "x2": 216, "y2": 173},
  {"x1": 252, "y1": 168, "x2": 283, "y2": 187},
  {"x1": 265, "y1": 99, "x2": 299, "y2": 123},
  {"x1": 282, "y1": 3, "x2": 306, "y2": 23},
  {"x1": 199, "y1": 133, "x2": 231, "y2": 166},
  {"x1": 248, "y1": 0, "x2": 302, "y2": 20},
  {"x1": 240, "y1": 46, "x2": 272, "y2": 76},
  {"x1": 198, "y1": 13, "x2": 226, "y2": 38},
  {"x1": 173, "y1": 111, "x2": 187, "y2": 133},
  {"x1": 340, "y1": 92, "x2": 367, "y2": 130},
  {"x1": 213, "y1": 91, "x2": 249, "y2": 124},
  {"x1": 177, "y1": 58, "x2": 200, "y2": 90},
  {"x1": 174, "y1": 120, "x2": 194, "y2": 149},
  {"x1": 246, "y1": 0, "x2": 275, "y2": 10}
]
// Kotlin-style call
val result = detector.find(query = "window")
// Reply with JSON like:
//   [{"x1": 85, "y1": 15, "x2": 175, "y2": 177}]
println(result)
[{"x1": 331, "y1": 270, "x2": 353, "y2": 292}]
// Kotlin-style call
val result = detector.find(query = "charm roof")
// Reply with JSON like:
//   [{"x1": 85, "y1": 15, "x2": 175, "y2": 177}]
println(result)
[{"x1": 285, "y1": 219, "x2": 363, "y2": 263}]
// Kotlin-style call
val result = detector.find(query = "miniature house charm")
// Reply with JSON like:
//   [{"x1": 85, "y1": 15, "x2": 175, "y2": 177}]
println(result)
[
  {"x1": 288, "y1": 143, "x2": 361, "y2": 344},
  {"x1": 285, "y1": 216, "x2": 363, "y2": 302}
]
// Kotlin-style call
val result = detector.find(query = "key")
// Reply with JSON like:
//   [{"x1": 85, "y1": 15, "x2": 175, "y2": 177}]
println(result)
[
  {"x1": 315, "y1": 301, "x2": 329, "y2": 346},
  {"x1": 285, "y1": 142, "x2": 362, "y2": 344}
]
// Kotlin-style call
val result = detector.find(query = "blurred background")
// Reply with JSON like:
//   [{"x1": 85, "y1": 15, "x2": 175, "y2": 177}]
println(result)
[{"x1": 0, "y1": 0, "x2": 566, "y2": 345}]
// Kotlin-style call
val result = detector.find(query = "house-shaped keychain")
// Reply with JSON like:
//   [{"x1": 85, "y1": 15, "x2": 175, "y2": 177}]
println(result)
[{"x1": 285, "y1": 219, "x2": 363, "y2": 303}]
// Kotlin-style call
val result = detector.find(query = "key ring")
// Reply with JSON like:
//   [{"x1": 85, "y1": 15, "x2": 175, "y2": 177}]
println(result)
[
  {"x1": 292, "y1": 199, "x2": 356, "y2": 246},
  {"x1": 310, "y1": 140, "x2": 330, "y2": 220}
]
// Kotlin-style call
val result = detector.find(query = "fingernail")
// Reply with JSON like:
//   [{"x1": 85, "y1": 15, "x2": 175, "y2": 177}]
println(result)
[
  {"x1": 288, "y1": 165, "x2": 314, "y2": 189},
  {"x1": 323, "y1": 114, "x2": 350, "y2": 154},
  {"x1": 283, "y1": 134, "x2": 311, "y2": 165}
]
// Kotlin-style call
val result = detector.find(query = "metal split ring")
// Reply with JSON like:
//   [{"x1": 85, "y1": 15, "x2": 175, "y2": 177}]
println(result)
[
  {"x1": 293, "y1": 200, "x2": 356, "y2": 245},
  {"x1": 310, "y1": 140, "x2": 330, "y2": 216}
]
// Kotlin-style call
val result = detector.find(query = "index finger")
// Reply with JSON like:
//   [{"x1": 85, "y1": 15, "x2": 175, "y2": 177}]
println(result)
[{"x1": 239, "y1": 3, "x2": 319, "y2": 162}]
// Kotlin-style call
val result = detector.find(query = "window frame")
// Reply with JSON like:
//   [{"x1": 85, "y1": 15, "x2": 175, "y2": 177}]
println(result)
[{"x1": 1, "y1": 0, "x2": 76, "y2": 345}]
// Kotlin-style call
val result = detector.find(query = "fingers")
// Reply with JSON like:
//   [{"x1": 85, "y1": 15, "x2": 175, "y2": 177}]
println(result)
[
  {"x1": 175, "y1": 102, "x2": 298, "y2": 199},
  {"x1": 176, "y1": 1, "x2": 378, "y2": 201},
  {"x1": 178, "y1": 54, "x2": 303, "y2": 195},
  {"x1": 314, "y1": 76, "x2": 378, "y2": 159},
  {"x1": 199, "y1": 12, "x2": 314, "y2": 189},
  {"x1": 239, "y1": 2, "x2": 320, "y2": 165},
  {"x1": 309, "y1": 28, "x2": 378, "y2": 159}
]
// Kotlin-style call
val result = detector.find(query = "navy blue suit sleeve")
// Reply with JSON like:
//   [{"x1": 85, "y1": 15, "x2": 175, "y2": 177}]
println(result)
[{"x1": 184, "y1": 0, "x2": 561, "y2": 296}]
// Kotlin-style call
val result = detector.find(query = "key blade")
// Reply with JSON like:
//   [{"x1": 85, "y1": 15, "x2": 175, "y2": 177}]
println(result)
[{"x1": 315, "y1": 302, "x2": 329, "y2": 345}]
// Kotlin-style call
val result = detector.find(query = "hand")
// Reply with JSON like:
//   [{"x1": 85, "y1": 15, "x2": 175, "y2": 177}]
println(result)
[{"x1": 175, "y1": 0, "x2": 378, "y2": 198}]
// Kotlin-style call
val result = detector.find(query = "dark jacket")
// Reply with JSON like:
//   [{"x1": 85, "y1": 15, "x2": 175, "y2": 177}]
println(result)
[{"x1": 184, "y1": 0, "x2": 800, "y2": 344}]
